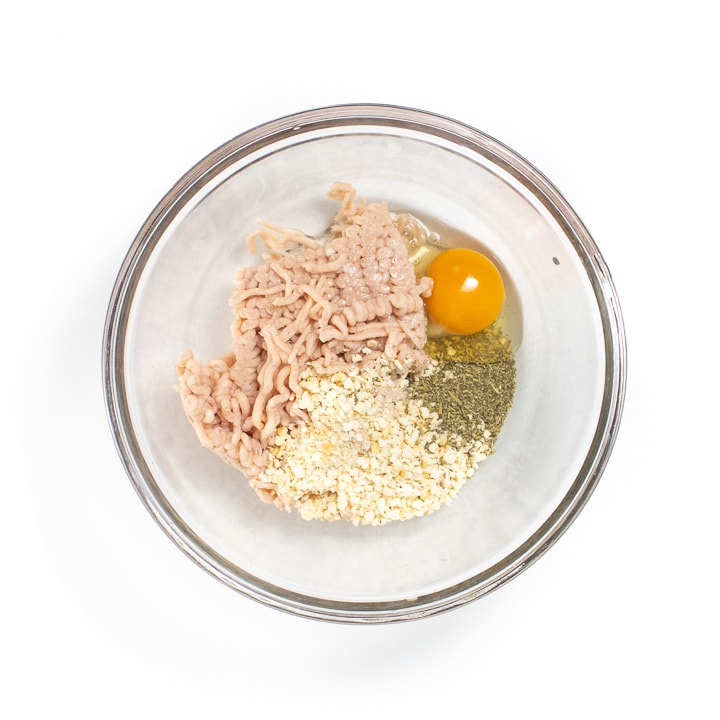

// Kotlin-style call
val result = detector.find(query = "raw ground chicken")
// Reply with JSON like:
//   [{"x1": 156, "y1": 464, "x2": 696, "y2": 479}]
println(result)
[{"x1": 176, "y1": 183, "x2": 494, "y2": 525}]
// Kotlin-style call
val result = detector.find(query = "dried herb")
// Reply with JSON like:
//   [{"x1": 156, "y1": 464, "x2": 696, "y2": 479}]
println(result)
[
  {"x1": 410, "y1": 325, "x2": 516, "y2": 448},
  {"x1": 424, "y1": 323, "x2": 513, "y2": 364}
]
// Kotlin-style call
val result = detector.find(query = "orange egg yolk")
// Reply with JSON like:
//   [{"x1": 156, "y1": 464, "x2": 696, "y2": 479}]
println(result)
[{"x1": 424, "y1": 248, "x2": 505, "y2": 335}]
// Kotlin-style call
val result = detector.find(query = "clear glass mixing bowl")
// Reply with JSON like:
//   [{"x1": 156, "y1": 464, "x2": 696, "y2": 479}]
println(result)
[{"x1": 103, "y1": 104, "x2": 626, "y2": 622}]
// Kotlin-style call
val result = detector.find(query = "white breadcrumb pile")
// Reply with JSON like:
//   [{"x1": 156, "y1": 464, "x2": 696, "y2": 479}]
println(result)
[{"x1": 259, "y1": 359, "x2": 492, "y2": 526}]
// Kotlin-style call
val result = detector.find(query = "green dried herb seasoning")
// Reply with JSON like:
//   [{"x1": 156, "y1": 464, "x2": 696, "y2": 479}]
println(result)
[
  {"x1": 410, "y1": 325, "x2": 516, "y2": 448},
  {"x1": 424, "y1": 323, "x2": 514, "y2": 364}
]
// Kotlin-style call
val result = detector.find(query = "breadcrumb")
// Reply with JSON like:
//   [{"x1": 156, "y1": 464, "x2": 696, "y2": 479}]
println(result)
[{"x1": 259, "y1": 360, "x2": 492, "y2": 525}]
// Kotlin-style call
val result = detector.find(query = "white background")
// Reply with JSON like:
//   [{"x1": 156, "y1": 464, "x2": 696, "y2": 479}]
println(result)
[{"x1": 3, "y1": 1, "x2": 718, "y2": 717}]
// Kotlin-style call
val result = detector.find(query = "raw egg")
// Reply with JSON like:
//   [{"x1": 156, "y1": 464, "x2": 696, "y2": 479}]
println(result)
[{"x1": 424, "y1": 248, "x2": 505, "y2": 335}]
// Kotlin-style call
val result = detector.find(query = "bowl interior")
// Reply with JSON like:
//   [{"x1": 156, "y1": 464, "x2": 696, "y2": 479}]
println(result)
[{"x1": 109, "y1": 109, "x2": 622, "y2": 618}]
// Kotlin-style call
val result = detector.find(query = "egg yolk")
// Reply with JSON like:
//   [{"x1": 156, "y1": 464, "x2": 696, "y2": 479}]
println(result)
[{"x1": 424, "y1": 248, "x2": 505, "y2": 335}]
